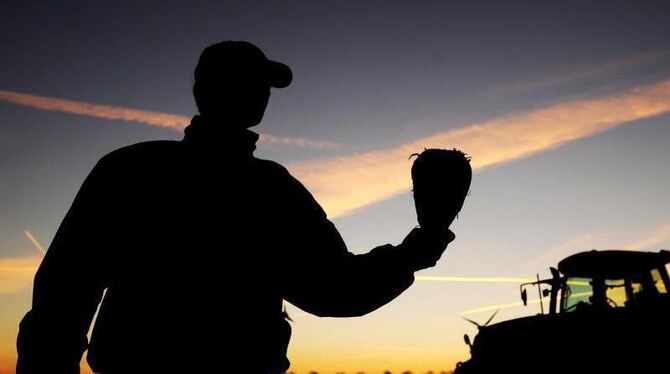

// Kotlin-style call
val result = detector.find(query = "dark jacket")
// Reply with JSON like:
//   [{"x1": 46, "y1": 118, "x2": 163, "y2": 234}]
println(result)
[{"x1": 17, "y1": 116, "x2": 447, "y2": 373}]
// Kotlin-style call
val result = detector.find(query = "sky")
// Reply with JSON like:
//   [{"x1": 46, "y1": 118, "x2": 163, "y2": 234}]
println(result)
[{"x1": 2, "y1": 1, "x2": 670, "y2": 373}]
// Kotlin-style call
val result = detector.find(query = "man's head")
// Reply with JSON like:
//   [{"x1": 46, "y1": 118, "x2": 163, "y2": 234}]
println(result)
[
  {"x1": 192, "y1": 41, "x2": 292, "y2": 129},
  {"x1": 411, "y1": 148, "x2": 472, "y2": 230}
]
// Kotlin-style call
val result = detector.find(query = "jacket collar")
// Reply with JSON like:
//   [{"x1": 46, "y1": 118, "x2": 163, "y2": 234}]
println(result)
[{"x1": 182, "y1": 115, "x2": 259, "y2": 158}]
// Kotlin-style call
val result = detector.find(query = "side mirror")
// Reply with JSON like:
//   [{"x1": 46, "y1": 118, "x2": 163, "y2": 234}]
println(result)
[
  {"x1": 464, "y1": 334, "x2": 472, "y2": 348},
  {"x1": 521, "y1": 289, "x2": 528, "y2": 306},
  {"x1": 543, "y1": 288, "x2": 551, "y2": 297}
]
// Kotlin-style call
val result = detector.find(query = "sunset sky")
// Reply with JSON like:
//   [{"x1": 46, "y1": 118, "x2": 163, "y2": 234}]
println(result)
[{"x1": 2, "y1": 1, "x2": 670, "y2": 373}]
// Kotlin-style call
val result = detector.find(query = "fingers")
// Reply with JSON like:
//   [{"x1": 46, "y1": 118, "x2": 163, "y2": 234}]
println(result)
[{"x1": 401, "y1": 227, "x2": 455, "y2": 271}]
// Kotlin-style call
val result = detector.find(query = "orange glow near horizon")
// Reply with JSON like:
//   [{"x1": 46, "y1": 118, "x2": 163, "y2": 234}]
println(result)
[{"x1": 0, "y1": 256, "x2": 40, "y2": 295}]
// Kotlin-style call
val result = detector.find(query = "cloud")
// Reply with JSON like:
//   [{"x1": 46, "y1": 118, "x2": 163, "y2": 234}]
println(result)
[
  {"x1": 4, "y1": 79, "x2": 670, "y2": 220},
  {"x1": 0, "y1": 256, "x2": 39, "y2": 295},
  {"x1": 497, "y1": 49, "x2": 670, "y2": 93},
  {"x1": 622, "y1": 222, "x2": 670, "y2": 251},
  {"x1": 0, "y1": 89, "x2": 339, "y2": 150},
  {"x1": 520, "y1": 230, "x2": 625, "y2": 271},
  {"x1": 521, "y1": 221, "x2": 670, "y2": 272},
  {"x1": 289, "y1": 79, "x2": 670, "y2": 218}
]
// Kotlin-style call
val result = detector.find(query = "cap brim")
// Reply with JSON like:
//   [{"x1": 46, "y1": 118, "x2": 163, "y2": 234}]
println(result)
[{"x1": 267, "y1": 60, "x2": 292, "y2": 88}]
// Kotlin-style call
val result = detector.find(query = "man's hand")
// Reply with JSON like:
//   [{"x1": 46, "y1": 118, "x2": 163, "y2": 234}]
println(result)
[{"x1": 399, "y1": 227, "x2": 455, "y2": 272}]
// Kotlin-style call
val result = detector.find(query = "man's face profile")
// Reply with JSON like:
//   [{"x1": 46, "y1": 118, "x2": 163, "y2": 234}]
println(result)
[
  {"x1": 194, "y1": 74, "x2": 272, "y2": 128},
  {"x1": 192, "y1": 41, "x2": 292, "y2": 129}
]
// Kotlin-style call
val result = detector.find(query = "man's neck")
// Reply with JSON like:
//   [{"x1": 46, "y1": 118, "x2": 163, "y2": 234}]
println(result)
[{"x1": 182, "y1": 115, "x2": 260, "y2": 156}]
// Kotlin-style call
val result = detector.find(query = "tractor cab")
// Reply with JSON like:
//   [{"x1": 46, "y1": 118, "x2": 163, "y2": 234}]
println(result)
[
  {"x1": 520, "y1": 250, "x2": 670, "y2": 315},
  {"x1": 455, "y1": 250, "x2": 670, "y2": 374}
]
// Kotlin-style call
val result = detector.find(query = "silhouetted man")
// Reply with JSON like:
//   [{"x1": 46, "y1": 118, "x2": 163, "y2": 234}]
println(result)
[{"x1": 17, "y1": 41, "x2": 466, "y2": 374}]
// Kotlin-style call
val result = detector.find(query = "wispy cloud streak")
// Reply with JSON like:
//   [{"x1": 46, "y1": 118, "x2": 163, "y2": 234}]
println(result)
[
  {"x1": 24, "y1": 230, "x2": 46, "y2": 255},
  {"x1": 289, "y1": 79, "x2": 670, "y2": 218},
  {"x1": 0, "y1": 90, "x2": 338, "y2": 149},
  {"x1": 623, "y1": 222, "x2": 670, "y2": 251},
  {"x1": 0, "y1": 89, "x2": 189, "y2": 128},
  {"x1": 523, "y1": 221, "x2": 670, "y2": 271},
  {"x1": 499, "y1": 49, "x2": 670, "y2": 93}
]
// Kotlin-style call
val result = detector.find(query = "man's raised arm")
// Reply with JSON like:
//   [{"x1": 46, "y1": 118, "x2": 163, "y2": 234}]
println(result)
[{"x1": 276, "y1": 168, "x2": 454, "y2": 317}]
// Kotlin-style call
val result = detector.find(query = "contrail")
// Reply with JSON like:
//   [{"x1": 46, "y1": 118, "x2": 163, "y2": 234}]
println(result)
[
  {"x1": 24, "y1": 230, "x2": 46, "y2": 255},
  {"x1": 416, "y1": 276, "x2": 533, "y2": 283},
  {"x1": 461, "y1": 299, "x2": 537, "y2": 315},
  {"x1": 0, "y1": 230, "x2": 47, "y2": 294},
  {"x1": 289, "y1": 79, "x2": 670, "y2": 218},
  {"x1": 0, "y1": 90, "x2": 339, "y2": 150},
  {"x1": 461, "y1": 291, "x2": 592, "y2": 315}
]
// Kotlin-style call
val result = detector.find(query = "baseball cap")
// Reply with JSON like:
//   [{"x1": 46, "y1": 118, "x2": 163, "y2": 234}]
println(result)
[{"x1": 194, "y1": 41, "x2": 292, "y2": 88}]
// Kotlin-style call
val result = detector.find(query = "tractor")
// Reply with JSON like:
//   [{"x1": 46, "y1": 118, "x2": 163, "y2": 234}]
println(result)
[{"x1": 454, "y1": 250, "x2": 670, "y2": 373}]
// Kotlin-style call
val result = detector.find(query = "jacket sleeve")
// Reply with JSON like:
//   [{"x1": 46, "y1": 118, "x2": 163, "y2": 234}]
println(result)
[
  {"x1": 17, "y1": 157, "x2": 116, "y2": 374},
  {"x1": 277, "y1": 168, "x2": 446, "y2": 317}
]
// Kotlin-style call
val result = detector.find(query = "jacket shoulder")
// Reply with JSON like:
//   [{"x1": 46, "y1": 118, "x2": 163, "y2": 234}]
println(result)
[
  {"x1": 252, "y1": 158, "x2": 326, "y2": 217},
  {"x1": 251, "y1": 158, "x2": 306, "y2": 188},
  {"x1": 100, "y1": 140, "x2": 181, "y2": 163},
  {"x1": 252, "y1": 158, "x2": 292, "y2": 176},
  {"x1": 93, "y1": 140, "x2": 183, "y2": 172}
]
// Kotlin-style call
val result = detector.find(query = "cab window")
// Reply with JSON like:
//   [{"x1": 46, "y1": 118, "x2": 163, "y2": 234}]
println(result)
[
  {"x1": 563, "y1": 278, "x2": 593, "y2": 311},
  {"x1": 604, "y1": 279, "x2": 626, "y2": 307},
  {"x1": 651, "y1": 268, "x2": 667, "y2": 294}
]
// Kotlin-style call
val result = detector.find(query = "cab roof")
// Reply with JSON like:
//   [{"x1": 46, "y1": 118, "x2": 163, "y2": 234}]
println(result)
[{"x1": 558, "y1": 250, "x2": 670, "y2": 278}]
